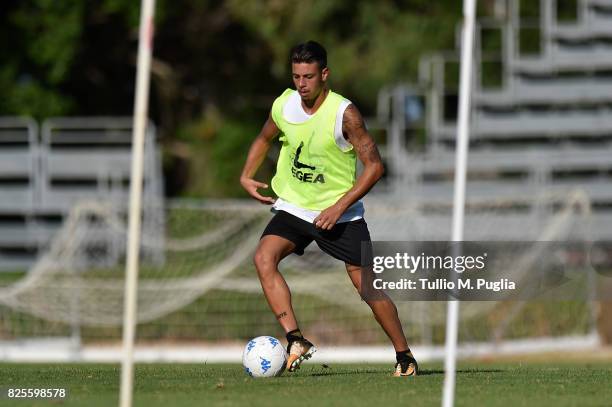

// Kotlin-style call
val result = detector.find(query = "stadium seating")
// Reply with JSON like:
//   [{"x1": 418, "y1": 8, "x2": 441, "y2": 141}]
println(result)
[
  {"x1": 371, "y1": 0, "x2": 612, "y2": 241},
  {"x1": 0, "y1": 118, "x2": 39, "y2": 270},
  {"x1": 0, "y1": 117, "x2": 162, "y2": 271}
]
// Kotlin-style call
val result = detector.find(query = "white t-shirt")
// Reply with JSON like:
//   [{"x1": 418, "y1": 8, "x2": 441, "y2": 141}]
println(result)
[{"x1": 272, "y1": 90, "x2": 364, "y2": 223}]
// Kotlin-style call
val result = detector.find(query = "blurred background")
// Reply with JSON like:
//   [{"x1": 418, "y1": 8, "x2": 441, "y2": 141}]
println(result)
[
  {"x1": 0, "y1": 0, "x2": 466, "y2": 197},
  {"x1": 0, "y1": 0, "x2": 611, "y2": 361}
]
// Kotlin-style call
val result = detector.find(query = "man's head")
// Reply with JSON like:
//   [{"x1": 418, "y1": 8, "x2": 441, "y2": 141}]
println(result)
[{"x1": 290, "y1": 41, "x2": 329, "y2": 103}]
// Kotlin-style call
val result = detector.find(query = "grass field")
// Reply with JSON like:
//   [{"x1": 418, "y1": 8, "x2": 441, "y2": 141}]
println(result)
[{"x1": 2, "y1": 360, "x2": 612, "y2": 407}]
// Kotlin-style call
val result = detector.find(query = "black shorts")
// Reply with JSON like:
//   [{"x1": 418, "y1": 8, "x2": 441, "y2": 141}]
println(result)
[{"x1": 261, "y1": 210, "x2": 373, "y2": 267}]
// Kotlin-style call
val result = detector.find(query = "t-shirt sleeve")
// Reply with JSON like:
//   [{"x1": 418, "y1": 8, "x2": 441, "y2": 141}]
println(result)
[
  {"x1": 335, "y1": 99, "x2": 353, "y2": 152},
  {"x1": 271, "y1": 88, "x2": 293, "y2": 128}
]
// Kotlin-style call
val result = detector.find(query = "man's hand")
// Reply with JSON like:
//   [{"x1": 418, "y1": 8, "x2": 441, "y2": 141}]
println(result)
[
  {"x1": 239, "y1": 113, "x2": 279, "y2": 204},
  {"x1": 313, "y1": 203, "x2": 346, "y2": 230},
  {"x1": 240, "y1": 177, "x2": 276, "y2": 205}
]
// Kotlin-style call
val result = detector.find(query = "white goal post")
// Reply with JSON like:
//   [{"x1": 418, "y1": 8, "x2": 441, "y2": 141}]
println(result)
[
  {"x1": 444, "y1": 1, "x2": 477, "y2": 407},
  {"x1": 120, "y1": 1, "x2": 156, "y2": 407}
]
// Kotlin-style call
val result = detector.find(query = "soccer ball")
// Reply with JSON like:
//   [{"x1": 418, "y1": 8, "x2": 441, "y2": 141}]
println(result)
[{"x1": 242, "y1": 336, "x2": 287, "y2": 378}]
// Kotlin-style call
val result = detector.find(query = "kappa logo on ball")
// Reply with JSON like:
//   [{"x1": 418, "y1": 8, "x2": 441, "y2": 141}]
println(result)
[
  {"x1": 260, "y1": 357, "x2": 272, "y2": 373},
  {"x1": 268, "y1": 337, "x2": 279, "y2": 348}
]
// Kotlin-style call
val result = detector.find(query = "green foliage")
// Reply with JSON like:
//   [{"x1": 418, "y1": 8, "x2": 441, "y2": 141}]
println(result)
[
  {"x1": 178, "y1": 116, "x2": 268, "y2": 198},
  {"x1": 226, "y1": 0, "x2": 461, "y2": 108},
  {"x1": 210, "y1": 120, "x2": 260, "y2": 196},
  {"x1": 0, "y1": 0, "x2": 83, "y2": 117},
  {"x1": 0, "y1": 64, "x2": 73, "y2": 118},
  {"x1": 101, "y1": 0, "x2": 145, "y2": 27},
  {"x1": 557, "y1": 0, "x2": 578, "y2": 21},
  {"x1": 9, "y1": 0, "x2": 84, "y2": 85},
  {"x1": 520, "y1": 0, "x2": 541, "y2": 19},
  {"x1": 0, "y1": 0, "x2": 171, "y2": 118},
  {"x1": 519, "y1": 27, "x2": 542, "y2": 55},
  {"x1": 0, "y1": 0, "x2": 485, "y2": 196},
  {"x1": 101, "y1": 0, "x2": 170, "y2": 27}
]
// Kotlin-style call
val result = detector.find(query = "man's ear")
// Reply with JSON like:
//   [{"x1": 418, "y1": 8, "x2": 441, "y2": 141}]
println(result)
[{"x1": 321, "y1": 67, "x2": 329, "y2": 82}]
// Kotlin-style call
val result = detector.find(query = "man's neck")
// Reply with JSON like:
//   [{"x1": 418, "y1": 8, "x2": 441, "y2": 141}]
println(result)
[{"x1": 301, "y1": 88, "x2": 329, "y2": 115}]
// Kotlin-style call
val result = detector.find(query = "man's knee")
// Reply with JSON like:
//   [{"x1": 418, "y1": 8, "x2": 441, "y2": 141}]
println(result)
[{"x1": 253, "y1": 249, "x2": 279, "y2": 273}]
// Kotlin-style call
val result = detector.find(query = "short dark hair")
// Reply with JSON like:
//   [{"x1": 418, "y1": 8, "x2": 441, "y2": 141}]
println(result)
[{"x1": 290, "y1": 41, "x2": 327, "y2": 69}]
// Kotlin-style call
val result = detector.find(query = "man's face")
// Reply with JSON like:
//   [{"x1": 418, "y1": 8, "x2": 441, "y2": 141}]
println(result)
[{"x1": 292, "y1": 62, "x2": 329, "y2": 102}]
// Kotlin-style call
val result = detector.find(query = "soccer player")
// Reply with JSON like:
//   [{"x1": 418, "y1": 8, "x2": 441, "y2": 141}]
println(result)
[{"x1": 240, "y1": 41, "x2": 418, "y2": 376}]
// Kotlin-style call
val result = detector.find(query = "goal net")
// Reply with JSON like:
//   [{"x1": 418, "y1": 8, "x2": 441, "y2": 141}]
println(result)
[{"x1": 0, "y1": 191, "x2": 600, "y2": 360}]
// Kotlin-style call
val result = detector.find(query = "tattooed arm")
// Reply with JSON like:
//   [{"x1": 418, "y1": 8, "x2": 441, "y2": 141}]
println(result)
[{"x1": 313, "y1": 104, "x2": 384, "y2": 230}]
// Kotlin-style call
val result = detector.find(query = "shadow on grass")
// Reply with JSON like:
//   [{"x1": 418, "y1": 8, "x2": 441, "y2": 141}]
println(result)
[
  {"x1": 302, "y1": 367, "x2": 382, "y2": 377},
  {"x1": 276, "y1": 367, "x2": 504, "y2": 377},
  {"x1": 302, "y1": 368, "x2": 505, "y2": 377},
  {"x1": 417, "y1": 369, "x2": 504, "y2": 376}
]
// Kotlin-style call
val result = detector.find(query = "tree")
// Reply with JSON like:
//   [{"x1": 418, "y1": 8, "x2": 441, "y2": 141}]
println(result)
[{"x1": 0, "y1": 0, "x2": 467, "y2": 197}]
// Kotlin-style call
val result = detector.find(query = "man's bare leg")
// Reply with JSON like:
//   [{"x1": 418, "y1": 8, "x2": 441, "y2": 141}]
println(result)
[
  {"x1": 345, "y1": 263, "x2": 409, "y2": 351},
  {"x1": 254, "y1": 234, "x2": 316, "y2": 371},
  {"x1": 253, "y1": 235, "x2": 300, "y2": 333}
]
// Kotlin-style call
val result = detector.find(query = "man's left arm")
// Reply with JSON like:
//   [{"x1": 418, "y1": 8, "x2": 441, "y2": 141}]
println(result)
[{"x1": 313, "y1": 104, "x2": 384, "y2": 230}]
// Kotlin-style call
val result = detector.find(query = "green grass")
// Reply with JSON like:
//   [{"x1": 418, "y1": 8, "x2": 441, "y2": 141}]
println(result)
[{"x1": 2, "y1": 361, "x2": 612, "y2": 407}]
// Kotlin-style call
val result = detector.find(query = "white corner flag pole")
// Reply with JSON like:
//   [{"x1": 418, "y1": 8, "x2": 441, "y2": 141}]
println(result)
[
  {"x1": 442, "y1": 0, "x2": 476, "y2": 407},
  {"x1": 120, "y1": 0, "x2": 156, "y2": 407}
]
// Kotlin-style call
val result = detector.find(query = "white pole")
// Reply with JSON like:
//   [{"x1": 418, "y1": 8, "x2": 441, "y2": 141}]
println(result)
[
  {"x1": 120, "y1": 0, "x2": 156, "y2": 407},
  {"x1": 442, "y1": 1, "x2": 476, "y2": 407}
]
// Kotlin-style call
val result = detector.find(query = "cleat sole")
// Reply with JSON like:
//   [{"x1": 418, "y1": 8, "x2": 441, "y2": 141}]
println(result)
[
  {"x1": 288, "y1": 345, "x2": 317, "y2": 372},
  {"x1": 393, "y1": 363, "x2": 418, "y2": 377}
]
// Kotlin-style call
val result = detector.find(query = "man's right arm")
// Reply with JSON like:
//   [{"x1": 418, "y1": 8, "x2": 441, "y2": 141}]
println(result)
[{"x1": 240, "y1": 112, "x2": 280, "y2": 204}]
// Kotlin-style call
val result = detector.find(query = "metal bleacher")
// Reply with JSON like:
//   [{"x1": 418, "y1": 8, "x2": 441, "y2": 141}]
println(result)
[
  {"x1": 0, "y1": 117, "x2": 163, "y2": 271},
  {"x1": 371, "y1": 0, "x2": 612, "y2": 241},
  {"x1": 0, "y1": 118, "x2": 39, "y2": 270}
]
